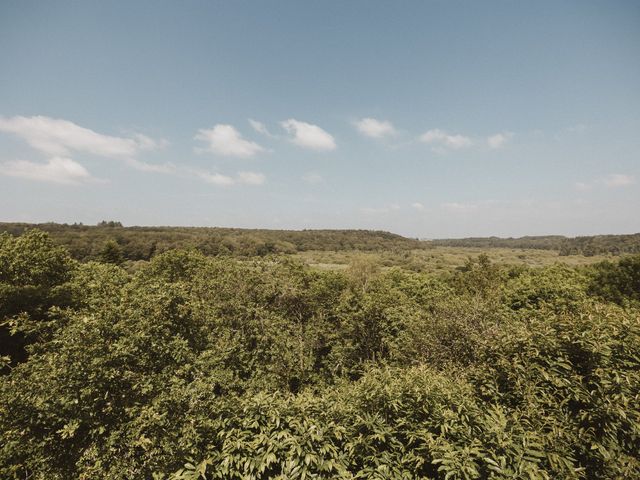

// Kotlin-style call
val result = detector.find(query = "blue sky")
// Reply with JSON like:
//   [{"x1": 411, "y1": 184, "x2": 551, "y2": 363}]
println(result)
[{"x1": 1, "y1": 0, "x2": 639, "y2": 238}]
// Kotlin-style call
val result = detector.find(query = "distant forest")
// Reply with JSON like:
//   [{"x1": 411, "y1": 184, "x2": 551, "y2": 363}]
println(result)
[
  {"x1": 1, "y1": 222, "x2": 639, "y2": 262},
  {"x1": 0, "y1": 222, "x2": 424, "y2": 262},
  {"x1": 430, "y1": 234, "x2": 640, "y2": 256}
]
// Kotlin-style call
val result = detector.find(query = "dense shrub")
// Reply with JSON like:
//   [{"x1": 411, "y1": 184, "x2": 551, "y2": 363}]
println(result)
[
  {"x1": 0, "y1": 231, "x2": 639, "y2": 479},
  {"x1": 0, "y1": 230, "x2": 76, "y2": 366},
  {"x1": 588, "y1": 255, "x2": 640, "y2": 305},
  {"x1": 501, "y1": 264, "x2": 589, "y2": 311}
]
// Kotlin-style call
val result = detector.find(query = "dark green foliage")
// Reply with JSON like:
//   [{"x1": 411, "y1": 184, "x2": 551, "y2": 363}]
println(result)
[
  {"x1": 558, "y1": 235, "x2": 640, "y2": 256},
  {"x1": 588, "y1": 255, "x2": 640, "y2": 305},
  {"x1": 451, "y1": 254, "x2": 505, "y2": 298},
  {"x1": 501, "y1": 264, "x2": 588, "y2": 311},
  {"x1": 2, "y1": 223, "x2": 639, "y2": 264},
  {"x1": 97, "y1": 220, "x2": 123, "y2": 228},
  {"x1": 98, "y1": 239, "x2": 124, "y2": 265},
  {"x1": 0, "y1": 230, "x2": 75, "y2": 366},
  {"x1": 0, "y1": 230, "x2": 639, "y2": 479},
  {"x1": 0, "y1": 222, "x2": 425, "y2": 262},
  {"x1": 430, "y1": 235, "x2": 568, "y2": 251},
  {"x1": 430, "y1": 233, "x2": 640, "y2": 256},
  {"x1": 470, "y1": 302, "x2": 640, "y2": 478}
]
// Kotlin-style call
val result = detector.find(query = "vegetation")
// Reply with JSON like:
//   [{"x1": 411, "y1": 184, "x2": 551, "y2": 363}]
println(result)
[
  {"x1": 429, "y1": 234, "x2": 640, "y2": 256},
  {"x1": 293, "y1": 247, "x2": 609, "y2": 274},
  {"x1": 2, "y1": 223, "x2": 639, "y2": 265},
  {"x1": 0, "y1": 229, "x2": 639, "y2": 479},
  {"x1": 0, "y1": 222, "x2": 424, "y2": 262}
]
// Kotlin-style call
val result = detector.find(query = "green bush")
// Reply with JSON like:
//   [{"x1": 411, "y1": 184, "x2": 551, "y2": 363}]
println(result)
[
  {"x1": 0, "y1": 233, "x2": 638, "y2": 479},
  {"x1": 588, "y1": 255, "x2": 640, "y2": 305}
]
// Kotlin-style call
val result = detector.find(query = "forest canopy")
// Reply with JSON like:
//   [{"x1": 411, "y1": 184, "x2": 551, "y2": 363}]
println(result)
[
  {"x1": 0, "y1": 222, "x2": 424, "y2": 261},
  {"x1": 0, "y1": 229, "x2": 639, "y2": 479},
  {"x1": 2, "y1": 222, "x2": 639, "y2": 263}
]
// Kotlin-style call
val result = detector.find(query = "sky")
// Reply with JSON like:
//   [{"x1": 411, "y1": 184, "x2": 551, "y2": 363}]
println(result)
[{"x1": 1, "y1": 0, "x2": 639, "y2": 238}]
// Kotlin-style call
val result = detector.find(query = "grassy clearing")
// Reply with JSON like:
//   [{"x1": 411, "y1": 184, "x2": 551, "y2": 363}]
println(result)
[{"x1": 295, "y1": 246, "x2": 610, "y2": 273}]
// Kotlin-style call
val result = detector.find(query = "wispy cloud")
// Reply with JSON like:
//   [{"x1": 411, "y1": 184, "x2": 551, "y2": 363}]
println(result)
[
  {"x1": 0, "y1": 115, "x2": 167, "y2": 158},
  {"x1": 195, "y1": 124, "x2": 265, "y2": 158},
  {"x1": 280, "y1": 119, "x2": 336, "y2": 151},
  {"x1": 573, "y1": 174, "x2": 636, "y2": 191},
  {"x1": 419, "y1": 129, "x2": 472, "y2": 151},
  {"x1": 419, "y1": 128, "x2": 514, "y2": 151},
  {"x1": 194, "y1": 169, "x2": 266, "y2": 187},
  {"x1": 237, "y1": 171, "x2": 266, "y2": 185},
  {"x1": 0, "y1": 115, "x2": 174, "y2": 177},
  {"x1": 125, "y1": 158, "x2": 177, "y2": 174},
  {"x1": 0, "y1": 157, "x2": 100, "y2": 185},
  {"x1": 353, "y1": 118, "x2": 396, "y2": 138},
  {"x1": 604, "y1": 173, "x2": 635, "y2": 188},
  {"x1": 195, "y1": 171, "x2": 236, "y2": 186},
  {"x1": 441, "y1": 202, "x2": 478, "y2": 213},
  {"x1": 411, "y1": 202, "x2": 424, "y2": 210},
  {"x1": 248, "y1": 119, "x2": 275, "y2": 138},
  {"x1": 487, "y1": 132, "x2": 512, "y2": 149},
  {"x1": 302, "y1": 172, "x2": 324, "y2": 184}
]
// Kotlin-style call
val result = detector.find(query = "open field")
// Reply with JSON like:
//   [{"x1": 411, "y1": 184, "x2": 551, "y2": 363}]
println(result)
[
  {"x1": 0, "y1": 223, "x2": 631, "y2": 274},
  {"x1": 295, "y1": 246, "x2": 611, "y2": 273}
]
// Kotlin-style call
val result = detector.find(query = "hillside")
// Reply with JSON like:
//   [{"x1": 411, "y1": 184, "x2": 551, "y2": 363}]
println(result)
[
  {"x1": 428, "y1": 233, "x2": 640, "y2": 256},
  {"x1": 3, "y1": 223, "x2": 639, "y2": 264},
  {"x1": 0, "y1": 222, "x2": 424, "y2": 261}
]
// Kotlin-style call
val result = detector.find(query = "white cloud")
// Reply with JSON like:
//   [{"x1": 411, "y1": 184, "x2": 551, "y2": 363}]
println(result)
[
  {"x1": 0, "y1": 115, "x2": 166, "y2": 157},
  {"x1": 419, "y1": 129, "x2": 472, "y2": 150},
  {"x1": 441, "y1": 202, "x2": 478, "y2": 213},
  {"x1": 132, "y1": 133, "x2": 169, "y2": 151},
  {"x1": 248, "y1": 119, "x2": 275, "y2": 138},
  {"x1": 487, "y1": 132, "x2": 511, "y2": 149},
  {"x1": 0, "y1": 115, "x2": 175, "y2": 176},
  {"x1": 354, "y1": 118, "x2": 396, "y2": 138},
  {"x1": 0, "y1": 157, "x2": 98, "y2": 185},
  {"x1": 604, "y1": 173, "x2": 635, "y2": 188},
  {"x1": 280, "y1": 119, "x2": 336, "y2": 151},
  {"x1": 411, "y1": 202, "x2": 424, "y2": 210},
  {"x1": 302, "y1": 172, "x2": 324, "y2": 184},
  {"x1": 194, "y1": 169, "x2": 266, "y2": 187},
  {"x1": 125, "y1": 158, "x2": 177, "y2": 174},
  {"x1": 195, "y1": 124, "x2": 265, "y2": 158},
  {"x1": 196, "y1": 171, "x2": 236, "y2": 186},
  {"x1": 237, "y1": 171, "x2": 266, "y2": 185},
  {"x1": 574, "y1": 175, "x2": 635, "y2": 191}
]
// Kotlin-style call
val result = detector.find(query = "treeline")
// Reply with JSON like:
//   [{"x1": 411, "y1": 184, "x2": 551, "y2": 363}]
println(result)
[
  {"x1": 0, "y1": 222, "x2": 424, "y2": 261},
  {"x1": 429, "y1": 233, "x2": 640, "y2": 256},
  {"x1": 1, "y1": 230, "x2": 639, "y2": 479},
  {"x1": 558, "y1": 234, "x2": 640, "y2": 256},
  {"x1": 3, "y1": 223, "x2": 640, "y2": 264}
]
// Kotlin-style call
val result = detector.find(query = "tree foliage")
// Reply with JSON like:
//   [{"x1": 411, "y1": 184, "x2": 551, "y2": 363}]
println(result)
[
  {"x1": 0, "y1": 222, "x2": 425, "y2": 262},
  {"x1": 0, "y1": 231, "x2": 639, "y2": 479},
  {"x1": 0, "y1": 230, "x2": 75, "y2": 367}
]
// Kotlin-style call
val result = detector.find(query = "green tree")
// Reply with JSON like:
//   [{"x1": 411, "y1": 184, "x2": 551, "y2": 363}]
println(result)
[
  {"x1": 98, "y1": 239, "x2": 124, "y2": 264},
  {"x1": 588, "y1": 254, "x2": 640, "y2": 305},
  {"x1": 0, "y1": 230, "x2": 74, "y2": 367}
]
